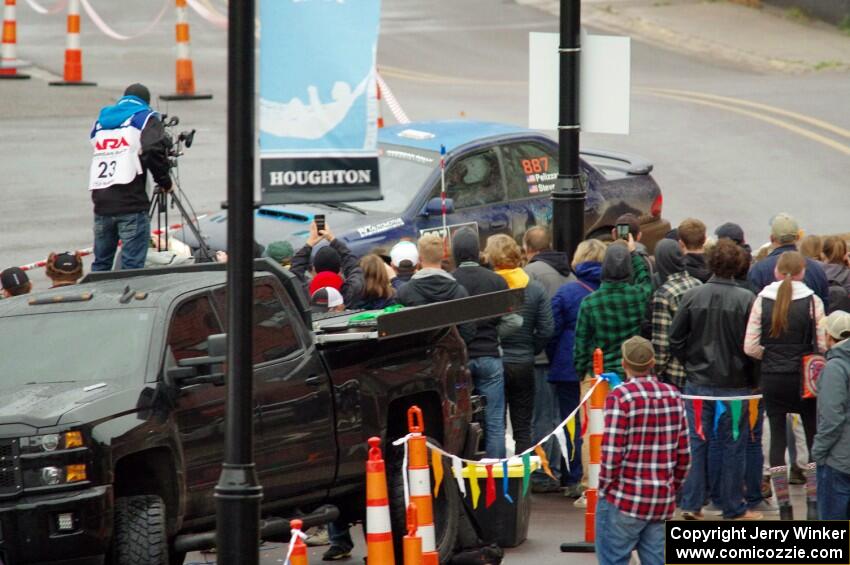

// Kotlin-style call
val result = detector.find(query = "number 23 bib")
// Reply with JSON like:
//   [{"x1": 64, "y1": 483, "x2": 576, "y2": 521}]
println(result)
[{"x1": 89, "y1": 118, "x2": 145, "y2": 191}]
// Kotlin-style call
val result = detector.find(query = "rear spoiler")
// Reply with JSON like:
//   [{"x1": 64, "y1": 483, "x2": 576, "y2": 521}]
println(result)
[
  {"x1": 580, "y1": 148, "x2": 653, "y2": 175},
  {"x1": 313, "y1": 288, "x2": 525, "y2": 344}
]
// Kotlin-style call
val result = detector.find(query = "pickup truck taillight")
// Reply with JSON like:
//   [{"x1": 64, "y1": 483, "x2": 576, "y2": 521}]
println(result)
[{"x1": 651, "y1": 194, "x2": 663, "y2": 218}]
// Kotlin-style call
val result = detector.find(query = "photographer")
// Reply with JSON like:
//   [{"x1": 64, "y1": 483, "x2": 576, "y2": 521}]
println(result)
[{"x1": 89, "y1": 83, "x2": 172, "y2": 271}]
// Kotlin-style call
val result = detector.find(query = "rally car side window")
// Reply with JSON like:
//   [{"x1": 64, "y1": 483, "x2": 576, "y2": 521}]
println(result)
[
  {"x1": 167, "y1": 295, "x2": 223, "y2": 362},
  {"x1": 444, "y1": 149, "x2": 505, "y2": 209},
  {"x1": 501, "y1": 142, "x2": 559, "y2": 200}
]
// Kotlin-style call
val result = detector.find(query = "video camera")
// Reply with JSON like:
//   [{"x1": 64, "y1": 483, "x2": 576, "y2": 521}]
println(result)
[{"x1": 161, "y1": 114, "x2": 196, "y2": 167}]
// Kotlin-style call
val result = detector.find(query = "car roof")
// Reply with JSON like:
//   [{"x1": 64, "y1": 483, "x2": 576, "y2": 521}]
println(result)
[
  {"x1": 0, "y1": 271, "x2": 227, "y2": 316},
  {"x1": 378, "y1": 120, "x2": 545, "y2": 153}
]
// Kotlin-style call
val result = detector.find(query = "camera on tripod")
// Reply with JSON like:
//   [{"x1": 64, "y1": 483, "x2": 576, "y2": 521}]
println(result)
[{"x1": 162, "y1": 114, "x2": 197, "y2": 167}]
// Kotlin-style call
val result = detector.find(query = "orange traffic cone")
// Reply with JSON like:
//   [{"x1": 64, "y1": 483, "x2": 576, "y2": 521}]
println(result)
[
  {"x1": 407, "y1": 407, "x2": 438, "y2": 565},
  {"x1": 376, "y1": 82, "x2": 385, "y2": 129},
  {"x1": 403, "y1": 504, "x2": 423, "y2": 565},
  {"x1": 160, "y1": 0, "x2": 211, "y2": 100},
  {"x1": 287, "y1": 519, "x2": 308, "y2": 565},
  {"x1": 49, "y1": 0, "x2": 96, "y2": 86},
  {"x1": 0, "y1": 0, "x2": 30, "y2": 79},
  {"x1": 366, "y1": 437, "x2": 395, "y2": 565}
]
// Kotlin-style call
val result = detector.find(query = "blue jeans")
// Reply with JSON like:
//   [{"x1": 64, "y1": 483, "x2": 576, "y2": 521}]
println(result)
[
  {"x1": 554, "y1": 381, "x2": 583, "y2": 485},
  {"x1": 531, "y1": 365, "x2": 561, "y2": 483},
  {"x1": 595, "y1": 498, "x2": 664, "y2": 565},
  {"x1": 93, "y1": 212, "x2": 150, "y2": 271},
  {"x1": 745, "y1": 400, "x2": 765, "y2": 507},
  {"x1": 681, "y1": 384, "x2": 749, "y2": 519},
  {"x1": 818, "y1": 464, "x2": 850, "y2": 520},
  {"x1": 328, "y1": 520, "x2": 353, "y2": 550},
  {"x1": 469, "y1": 356, "x2": 506, "y2": 459}
]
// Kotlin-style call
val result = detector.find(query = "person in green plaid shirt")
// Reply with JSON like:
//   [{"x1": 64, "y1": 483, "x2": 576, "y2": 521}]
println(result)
[
  {"x1": 650, "y1": 239, "x2": 703, "y2": 390},
  {"x1": 573, "y1": 236, "x2": 653, "y2": 378}
]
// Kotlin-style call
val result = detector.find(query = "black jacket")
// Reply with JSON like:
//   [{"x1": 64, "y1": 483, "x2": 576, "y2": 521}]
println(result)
[
  {"x1": 92, "y1": 115, "x2": 172, "y2": 216},
  {"x1": 670, "y1": 277, "x2": 755, "y2": 388},
  {"x1": 397, "y1": 269, "x2": 474, "y2": 342},
  {"x1": 290, "y1": 239, "x2": 365, "y2": 307},
  {"x1": 452, "y1": 230, "x2": 511, "y2": 358}
]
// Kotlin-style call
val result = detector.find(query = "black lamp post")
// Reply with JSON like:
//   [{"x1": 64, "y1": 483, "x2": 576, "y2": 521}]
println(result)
[
  {"x1": 550, "y1": 0, "x2": 585, "y2": 262},
  {"x1": 214, "y1": 0, "x2": 263, "y2": 562}
]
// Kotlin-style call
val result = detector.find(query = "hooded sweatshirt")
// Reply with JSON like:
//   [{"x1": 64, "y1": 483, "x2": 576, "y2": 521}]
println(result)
[
  {"x1": 525, "y1": 250, "x2": 575, "y2": 299},
  {"x1": 496, "y1": 267, "x2": 554, "y2": 365},
  {"x1": 548, "y1": 261, "x2": 602, "y2": 382},
  {"x1": 397, "y1": 267, "x2": 474, "y2": 342},
  {"x1": 812, "y1": 338, "x2": 850, "y2": 473},
  {"x1": 451, "y1": 228, "x2": 512, "y2": 358},
  {"x1": 682, "y1": 252, "x2": 711, "y2": 283},
  {"x1": 90, "y1": 95, "x2": 172, "y2": 216}
]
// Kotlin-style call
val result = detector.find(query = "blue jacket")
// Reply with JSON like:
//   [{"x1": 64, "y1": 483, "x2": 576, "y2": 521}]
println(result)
[
  {"x1": 748, "y1": 244, "x2": 829, "y2": 310},
  {"x1": 546, "y1": 261, "x2": 602, "y2": 382}
]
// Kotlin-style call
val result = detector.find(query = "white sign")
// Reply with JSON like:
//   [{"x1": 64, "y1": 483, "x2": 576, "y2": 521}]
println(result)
[{"x1": 528, "y1": 31, "x2": 631, "y2": 135}]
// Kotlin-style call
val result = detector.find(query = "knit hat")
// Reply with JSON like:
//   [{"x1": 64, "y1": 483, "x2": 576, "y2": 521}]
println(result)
[
  {"x1": 46, "y1": 252, "x2": 83, "y2": 283},
  {"x1": 265, "y1": 241, "x2": 294, "y2": 265},
  {"x1": 823, "y1": 310, "x2": 850, "y2": 341},
  {"x1": 0, "y1": 267, "x2": 28, "y2": 291},
  {"x1": 621, "y1": 336, "x2": 655, "y2": 373},
  {"x1": 309, "y1": 271, "x2": 344, "y2": 296},
  {"x1": 313, "y1": 246, "x2": 341, "y2": 274},
  {"x1": 601, "y1": 243, "x2": 632, "y2": 283},
  {"x1": 771, "y1": 213, "x2": 799, "y2": 244},
  {"x1": 310, "y1": 286, "x2": 344, "y2": 311},
  {"x1": 715, "y1": 222, "x2": 745, "y2": 245}
]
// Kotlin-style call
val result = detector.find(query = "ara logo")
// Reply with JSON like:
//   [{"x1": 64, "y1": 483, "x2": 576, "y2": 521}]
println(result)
[{"x1": 95, "y1": 138, "x2": 130, "y2": 151}]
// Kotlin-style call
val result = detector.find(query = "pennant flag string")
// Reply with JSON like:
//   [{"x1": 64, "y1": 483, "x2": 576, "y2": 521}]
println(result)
[
  {"x1": 452, "y1": 457, "x2": 466, "y2": 497},
  {"x1": 468, "y1": 462, "x2": 481, "y2": 509},
  {"x1": 521, "y1": 452, "x2": 531, "y2": 497},
  {"x1": 502, "y1": 460, "x2": 514, "y2": 504},
  {"x1": 692, "y1": 399, "x2": 705, "y2": 441},
  {"x1": 713, "y1": 400, "x2": 727, "y2": 438},
  {"x1": 566, "y1": 417, "x2": 577, "y2": 462},
  {"x1": 748, "y1": 398, "x2": 760, "y2": 440},
  {"x1": 554, "y1": 427, "x2": 570, "y2": 474},
  {"x1": 432, "y1": 448, "x2": 444, "y2": 498},
  {"x1": 580, "y1": 402, "x2": 589, "y2": 438},
  {"x1": 682, "y1": 394, "x2": 762, "y2": 401},
  {"x1": 535, "y1": 445, "x2": 556, "y2": 481}
]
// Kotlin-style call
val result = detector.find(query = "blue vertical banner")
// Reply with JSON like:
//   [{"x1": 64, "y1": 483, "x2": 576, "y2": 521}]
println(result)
[{"x1": 258, "y1": 0, "x2": 383, "y2": 204}]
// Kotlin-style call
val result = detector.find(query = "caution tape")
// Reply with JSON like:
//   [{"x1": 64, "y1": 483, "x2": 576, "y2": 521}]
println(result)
[
  {"x1": 186, "y1": 0, "x2": 228, "y2": 29},
  {"x1": 79, "y1": 0, "x2": 169, "y2": 41},
  {"x1": 24, "y1": 0, "x2": 67, "y2": 15},
  {"x1": 376, "y1": 72, "x2": 411, "y2": 125}
]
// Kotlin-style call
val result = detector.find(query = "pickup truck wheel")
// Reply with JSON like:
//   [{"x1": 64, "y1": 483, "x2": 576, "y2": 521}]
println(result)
[
  {"x1": 112, "y1": 495, "x2": 170, "y2": 565},
  {"x1": 387, "y1": 443, "x2": 459, "y2": 564}
]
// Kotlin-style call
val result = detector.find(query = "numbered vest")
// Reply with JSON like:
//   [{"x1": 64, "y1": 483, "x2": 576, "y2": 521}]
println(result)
[{"x1": 88, "y1": 111, "x2": 151, "y2": 191}]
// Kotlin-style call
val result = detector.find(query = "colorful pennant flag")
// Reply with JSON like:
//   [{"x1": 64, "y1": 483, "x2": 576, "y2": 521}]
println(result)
[
  {"x1": 502, "y1": 460, "x2": 514, "y2": 504},
  {"x1": 554, "y1": 428, "x2": 570, "y2": 474},
  {"x1": 730, "y1": 399, "x2": 742, "y2": 441},
  {"x1": 431, "y1": 448, "x2": 444, "y2": 498},
  {"x1": 468, "y1": 462, "x2": 481, "y2": 509},
  {"x1": 485, "y1": 464, "x2": 496, "y2": 508},
  {"x1": 692, "y1": 399, "x2": 705, "y2": 440},
  {"x1": 749, "y1": 398, "x2": 759, "y2": 439},
  {"x1": 535, "y1": 445, "x2": 556, "y2": 481},
  {"x1": 580, "y1": 403, "x2": 589, "y2": 438},
  {"x1": 566, "y1": 417, "x2": 577, "y2": 461},
  {"x1": 452, "y1": 457, "x2": 466, "y2": 497},
  {"x1": 522, "y1": 452, "x2": 531, "y2": 496},
  {"x1": 713, "y1": 400, "x2": 726, "y2": 437}
]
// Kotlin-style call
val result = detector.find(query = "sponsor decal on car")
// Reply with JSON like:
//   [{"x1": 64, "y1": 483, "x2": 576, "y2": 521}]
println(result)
[
  {"x1": 357, "y1": 218, "x2": 405, "y2": 238},
  {"x1": 419, "y1": 222, "x2": 480, "y2": 252}
]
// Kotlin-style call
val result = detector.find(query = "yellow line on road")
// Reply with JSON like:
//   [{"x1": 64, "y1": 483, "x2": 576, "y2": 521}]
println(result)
[
  {"x1": 638, "y1": 87, "x2": 850, "y2": 140},
  {"x1": 379, "y1": 65, "x2": 525, "y2": 86},
  {"x1": 638, "y1": 90, "x2": 850, "y2": 158}
]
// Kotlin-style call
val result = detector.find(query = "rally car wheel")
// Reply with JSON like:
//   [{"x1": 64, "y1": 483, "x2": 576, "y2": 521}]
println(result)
[
  {"x1": 387, "y1": 441, "x2": 460, "y2": 564},
  {"x1": 112, "y1": 495, "x2": 170, "y2": 565}
]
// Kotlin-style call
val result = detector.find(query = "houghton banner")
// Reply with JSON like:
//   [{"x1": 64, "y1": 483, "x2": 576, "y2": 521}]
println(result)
[{"x1": 258, "y1": 0, "x2": 383, "y2": 204}]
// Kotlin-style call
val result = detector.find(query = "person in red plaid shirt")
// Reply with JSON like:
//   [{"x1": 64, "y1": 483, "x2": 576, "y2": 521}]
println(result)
[{"x1": 596, "y1": 336, "x2": 690, "y2": 565}]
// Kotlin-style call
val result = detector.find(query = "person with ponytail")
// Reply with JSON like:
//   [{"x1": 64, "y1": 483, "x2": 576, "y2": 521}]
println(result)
[{"x1": 745, "y1": 251, "x2": 827, "y2": 520}]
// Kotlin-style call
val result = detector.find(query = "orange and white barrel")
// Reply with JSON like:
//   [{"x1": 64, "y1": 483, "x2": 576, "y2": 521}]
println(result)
[
  {"x1": 407, "y1": 407, "x2": 438, "y2": 565},
  {"x1": 584, "y1": 348, "x2": 608, "y2": 543},
  {"x1": 287, "y1": 519, "x2": 308, "y2": 565},
  {"x1": 366, "y1": 437, "x2": 395, "y2": 565},
  {"x1": 0, "y1": 0, "x2": 28, "y2": 79}
]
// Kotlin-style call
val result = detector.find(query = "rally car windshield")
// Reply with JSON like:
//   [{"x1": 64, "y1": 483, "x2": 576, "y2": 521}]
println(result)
[
  {"x1": 350, "y1": 144, "x2": 438, "y2": 213},
  {"x1": 0, "y1": 309, "x2": 154, "y2": 386}
]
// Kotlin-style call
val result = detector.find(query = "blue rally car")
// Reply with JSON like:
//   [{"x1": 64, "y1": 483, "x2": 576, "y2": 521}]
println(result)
[{"x1": 190, "y1": 120, "x2": 671, "y2": 256}]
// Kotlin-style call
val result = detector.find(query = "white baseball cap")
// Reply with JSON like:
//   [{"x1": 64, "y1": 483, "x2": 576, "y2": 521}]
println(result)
[
  {"x1": 310, "y1": 286, "x2": 344, "y2": 309},
  {"x1": 390, "y1": 241, "x2": 419, "y2": 268}
]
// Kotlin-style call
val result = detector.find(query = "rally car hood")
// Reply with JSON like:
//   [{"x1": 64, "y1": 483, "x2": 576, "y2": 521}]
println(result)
[
  {"x1": 0, "y1": 381, "x2": 135, "y2": 432},
  {"x1": 189, "y1": 204, "x2": 402, "y2": 253}
]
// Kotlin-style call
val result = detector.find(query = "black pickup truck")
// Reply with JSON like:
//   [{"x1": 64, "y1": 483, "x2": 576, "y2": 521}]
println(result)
[{"x1": 0, "y1": 261, "x2": 517, "y2": 564}]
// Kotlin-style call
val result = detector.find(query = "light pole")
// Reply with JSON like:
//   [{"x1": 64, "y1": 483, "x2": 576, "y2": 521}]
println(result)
[
  {"x1": 550, "y1": 0, "x2": 585, "y2": 261},
  {"x1": 214, "y1": 0, "x2": 263, "y2": 562}
]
